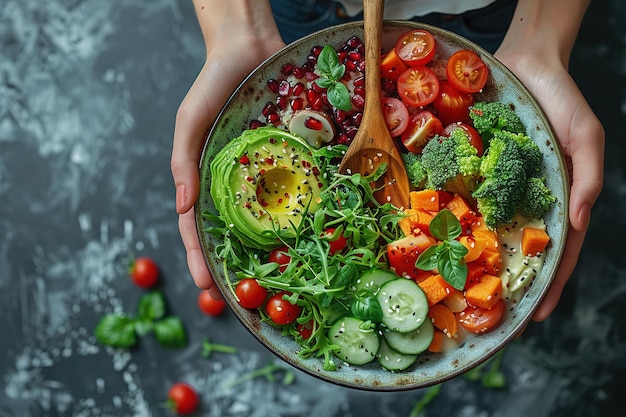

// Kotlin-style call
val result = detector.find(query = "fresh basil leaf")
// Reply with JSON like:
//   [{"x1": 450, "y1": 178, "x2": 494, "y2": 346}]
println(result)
[
  {"x1": 327, "y1": 82, "x2": 352, "y2": 111},
  {"x1": 153, "y1": 317, "x2": 187, "y2": 348},
  {"x1": 330, "y1": 63, "x2": 346, "y2": 81},
  {"x1": 415, "y1": 244, "x2": 440, "y2": 271},
  {"x1": 429, "y1": 209, "x2": 462, "y2": 241},
  {"x1": 137, "y1": 291, "x2": 166, "y2": 321},
  {"x1": 318, "y1": 292, "x2": 334, "y2": 309},
  {"x1": 351, "y1": 291, "x2": 383, "y2": 322},
  {"x1": 317, "y1": 45, "x2": 340, "y2": 76},
  {"x1": 94, "y1": 314, "x2": 137, "y2": 348},
  {"x1": 449, "y1": 239, "x2": 469, "y2": 258},
  {"x1": 336, "y1": 262, "x2": 357, "y2": 287},
  {"x1": 134, "y1": 318, "x2": 153, "y2": 337},
  {"x1": 438, "y1": 251, "x2": 467, "y2": 290},
  {"x1": 315, "y1": 77, "x2": 335, "y2": 89}
]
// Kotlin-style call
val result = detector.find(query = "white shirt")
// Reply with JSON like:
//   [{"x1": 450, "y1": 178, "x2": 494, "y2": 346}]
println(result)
[{"x1": 338, "y1": 0, "x2": 499, "y2": 18}]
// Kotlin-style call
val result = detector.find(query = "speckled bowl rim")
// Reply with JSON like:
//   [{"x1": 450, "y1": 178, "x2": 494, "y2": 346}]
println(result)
[{"x1": 196, "y1": 20, "x2": 569, "y2": 391}]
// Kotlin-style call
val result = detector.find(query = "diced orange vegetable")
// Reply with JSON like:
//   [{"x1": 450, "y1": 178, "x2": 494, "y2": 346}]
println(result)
[
  {"x1": 428, "y1": 303, "x2": 458, "y2": 338},
  {"x1": 409, "y1": 190, "x2": 440, "y2": 212},
  {"x1": 445, "y1": 195, "x2": 474, "y2": 224},
  {"x1": 521, "y1": 226, "x2": 550, "y2": 256},
  {"x1": 465, "y1": 262, "x2": 487, "y2": 288},
  {"x1": 418, "y1": 274, "x2": 453, "y2": 306},
  {"x1": 428, "y1": 329, "x2": 445, "y2": 353},
  {"x1": 475, "y1": 249, "x2": 502, "y2": 275},
  {"x1": 380, "y1": 48, "x2": 409, "y2": 81},
  {"x1": 412, "y1": 268, "x2": 435, "y2": 284},
  {"x1": 465, "y1": 274, "x2": 503, "y2": 310},
  {"x1": 459, "y1": 235, "x2": 488, "y2": 263},
  {"x1": 398, "y1": 208, "x2": 434, "y2": 237},
  {"x1": 471, "y1": 219, "x2": 499, "y2": 252},
  {"x1": 443, "y1": 288, "x2": 468, "y2": 313}
]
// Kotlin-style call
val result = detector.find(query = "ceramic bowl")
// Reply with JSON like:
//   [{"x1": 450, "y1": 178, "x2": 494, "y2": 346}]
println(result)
[{"x1": 196, "y1": 21, "x2": 569, "y2": 391}]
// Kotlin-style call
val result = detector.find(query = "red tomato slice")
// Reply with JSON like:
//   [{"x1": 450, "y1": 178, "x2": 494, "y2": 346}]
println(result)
[
  {"x1": 381, "y1": 97, "x2": 409, "y2": 137},
  {"x1": 432, "y1": 81, "x2": 475, "y2": 126},
  {"x1": 446, "y1": 49, "x2": 489, "y2": 93},
  {"x1": 443, "y1": 122, "x2": 484, "y2": 156},
  {"x1": 387, "y1": 233, "x2": 437, "y2": 280},
  {"x1": 400, "y1": 110, "x2": 443, "y2": 154},
  {"x1": 397, "y1": 66, "x2": 440, "y2": 108},
  {"x1": 380, "y1": 48, "x2": 408, "y2": 82},
  {"x1": 395, "y1": 29, "x2": 436, "y2": 67},
  {"x1": 457, "y1": 299, "x2": 505, "y2": 334}
]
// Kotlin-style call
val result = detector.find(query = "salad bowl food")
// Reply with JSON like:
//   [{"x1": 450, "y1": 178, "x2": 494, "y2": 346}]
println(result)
[{"x1": 196, "y1": 21, "x2": 569, "y2": 391}]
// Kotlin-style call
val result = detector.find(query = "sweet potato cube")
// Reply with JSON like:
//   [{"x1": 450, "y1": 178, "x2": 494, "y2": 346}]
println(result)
[
  {"x1": 418, "y1": 274, "x2": 453, "y2": 306},
  {"x1": 409, "y1": 189, "x2": 440, "y2": 212},
  {"x1": 465, "y1": 274, "x2": 503, "y2": 310}
]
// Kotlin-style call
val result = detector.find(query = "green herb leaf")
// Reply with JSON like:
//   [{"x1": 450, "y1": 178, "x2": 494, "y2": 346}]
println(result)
[
  {"x1": 94, "y1": 314, "x2": 137, "y2": 348},
  {"x1": 414, "y1": 244, "x2": 441, "y2": 271},
  {"x1": 437, "y1": 250, "x2": 468, "y2": 291},
  {"x1": 315, "y1": 77, "x2": 335, "y2": 89},
  {"x1": 327, "y1": 82, "x2": 352, "y2": 111},
  {"x1": 201, "y1": 337, "x2": 238, "y2": 358},
  {"x1": 330, "y1": 63, "x2": 346, "y2": 80},
  {"x1": 134, "y1": 318, "x2": 153, "y2": 337},
  {"x1": 429, "y1": 209, "x2": 462, "y2": 241},
  {"x1": 317, "y1": 45, "x2": 341, "y2": 76},
  {"x1": 137, "y1": 291, "x2": 166, "y2": 321},
  {"x1": 153, "y1": 316, "x2": 187, "y2": 348},
  {"x1": 351, "y1": 290, "x2": 383, "y2": 322}
]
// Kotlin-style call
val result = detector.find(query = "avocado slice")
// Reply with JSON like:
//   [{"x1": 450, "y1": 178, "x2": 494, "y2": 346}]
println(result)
[{"x1": 210, "y1": 126, "x2": 327, "y2": 249}]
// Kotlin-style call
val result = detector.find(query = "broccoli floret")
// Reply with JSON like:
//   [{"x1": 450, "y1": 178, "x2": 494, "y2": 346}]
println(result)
[
  {"x1": 401, "y1": 152, "x2": 427, "y2": 189},
  {"x1": 469, "y1": 101, "x2": 526, "y2": 147},
  {"x1": 517, "y1": 177, "x2": 556, "y2": 219},
  {"x1": 472, "y1": 133, "x2": 556, "y2": 229},
  {"x1": 420, "y1": 128, "x2": 481, "y2": 202}
]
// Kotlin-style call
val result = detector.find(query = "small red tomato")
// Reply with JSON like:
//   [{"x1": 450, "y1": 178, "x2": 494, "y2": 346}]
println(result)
[
  {"x1": 265, "y1": 291, "x2": 302, "y2": 325},
  {"x1": 381, "y1": 97, "x2": 409, "y2": 137},
  {"x1": 446, "y1": 49, "x2": 489, "y2": 94},
  {"x1": 128, "y1": 257, "x2": 159, "y2": 288},
  {"x1": 400, "y1": 110, "x2": 443, "y2": 154},
  {"x1": 235, "y1": 278, "x2": 268, "y2": 309},
  {"x1": 197, "y1": 291, "x2": 227, "y2": 316},
  {"x1": 297, "y1": 319, "x2": 315, "y2": 340},
  {"x1": 443, "y1": 122, "x2": 484, "y2": 156},
  {"x1": 167, "y1": 382, "x2": 199, "y2": 415},
  {"x1": 268, "y1": 246, "x2": 291, "y2": 273},
  {"x1": 323, "y1": 228, "x2": 348, "y2": 255}
]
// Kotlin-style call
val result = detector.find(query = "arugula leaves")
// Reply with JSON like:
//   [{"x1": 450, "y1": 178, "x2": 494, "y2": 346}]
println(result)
[
  {"x1": 94, "y1": 291, "x2": 187, "y2": 349},
  {"x1": 415, "y1": 209, "x2": 468, "y2": 290},
  {"x1": 315, "y1": 45, "x2": 352, "y2": 111}
]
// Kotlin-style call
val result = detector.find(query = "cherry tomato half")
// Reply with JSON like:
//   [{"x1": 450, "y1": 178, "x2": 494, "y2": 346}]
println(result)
[
  {"x1": 268, "y1": 246, "x2": 291, "y2": 273},
  {"x1": 397, "y1": 66, "x2": 440, "y2": 108},
  {"x1": 394, "y1": 29, "x2": 436, "y2": 67},
  {"x1": 401, "y1": 110, "x2": 443, "y2": 154},
  {"x1": 265, "y1": 291, "x2": 302, "y2": 325},
  {"x1": 446, "y1": 49, "x2": 489, "y2": 93},
  {"x1": 167, "y1": 382, "x2": 199, "y2": 415},
  {"x1": 381, "y1": 97, "x2": 409, "y2": 137},
  {"x1": 432, "y1": 81, "x2": 475, "y2": 126},
  {"x1": 457, "y1": 299, "x2": 505, "y2": 334},
  {"x1": 235, "y1": 278, "x2": 268, "y2": 309},
  {"x1": 197, "y1": 291, "x2": 227, "y2": 316},
  {"x1": 443, "y1": 122, "x2": 484, "y2": 156},
  {"x1": 128, "y1": 256, "x2": 159, "y2": 288},
  {"x1": 323, "y1": 227, "x2": 348, "y2": 255}
]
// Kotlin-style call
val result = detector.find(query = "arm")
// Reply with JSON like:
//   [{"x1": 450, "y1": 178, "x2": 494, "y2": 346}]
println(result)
[
  {"x1": 172, "y1": 0, "x2": 284, "y2": 296},
  {"x1": 495, "y1": 0, "x2": 605, "y2": 321}
]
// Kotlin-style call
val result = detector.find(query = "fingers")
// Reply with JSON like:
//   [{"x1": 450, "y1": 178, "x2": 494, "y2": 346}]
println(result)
[{"x1": 178, "y1": 208, "x2": 214, "y2": 291}]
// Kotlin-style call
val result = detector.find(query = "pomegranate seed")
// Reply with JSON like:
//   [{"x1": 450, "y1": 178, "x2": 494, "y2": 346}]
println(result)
[
  {"x1": 278, "y1": 80, "x2": 291, "y2": 97},
  {"x1": 311, "y1": 45, "x2": 323, "y2": 57},
  {"x1": 345, "y1": 60, "x2": 357, "y2": 72},
  {"x1": 311, "y1": 81, "x2": 325, "y2": 93},
  {"x1": 267, "y1": 79, "x2": 280, "y2": 94},
  {"x1": 267, "y1": 113, "x2": 281, "y2": 125},
  {"x1": 353, "y1": 86, "x2": 366, "y2": 97},
  {"x1": 281, "y1": 63, "x2": 294, "y2": 75},
  {"x1": 345, "y1": 125, "x2": 358, "y2": 139},
  {"x1": 304, "y1": 117, "x2": 323, "y2": 130},
  {"x1": 346, "y1": 36, "x2": 362, "y2": 49},
  {"x1": 262, "y1": 102, "x2": 277, "y2": 117},
  {"x1": 352, "y1": 94, "x2": 365, "y2": 108},
  {"x1": 334, "y1": 109, "x2": 347, "y2": 123},
  {"x1": 321, "y1": 92, "x2": 330, "y2": 106},
  {"x1": 338, "y1": 51, "x2": 348, "y2": 63},
  {"x1": 291, "y1": 97, "x2": 305, "y2": 111},
  {"x1": 353, "y1": 76, "x2": 365, "y2": 87},
  {"x1": 306, "y1": 89, "x2": 320, "y2": 103},
  {"x1": 249, "y1": 120, "x2": 265, "y2": 129},
  {"x1": 307, "y1": 54, "x2": 318, "y2": 66},
  {"x1": 276, "y1": 95, "x2": 288, "y2": 110},
  {"x1": 348, "y1": 51, "x2": 361, "y2": 61},
  {"x1": 305, "y1": 72, "x2": 319, "y2": 82},
  {"x1": 382, "y1": 78, "x2": 396, "y2": 93},
  {"x1": 337, "y1": 133, "x2": 351, "y2": 145},
  {"x1": 352, "y1": 112, "x2": 363, "y2": 126},
  {"x1": 293, "y1": 67, "x2": 306, "y2": 79},
  {"x1": 356, "y1": 60, "x2": 366, "y2": 72},
  {"x1": 310, "y1": 97, "x2": 324, "y2": 110},
  {"x1": 292, "y1": 82, "x2": 305, "y2": 96}
]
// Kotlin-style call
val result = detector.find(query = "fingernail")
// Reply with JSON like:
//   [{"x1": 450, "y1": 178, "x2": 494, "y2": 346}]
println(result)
[
  {"x1": 176, "y1": 184, "x2": 187, "y2": 213},
  {"x1": 577, "y1": 202, "x2": 591, "y2": 230}
]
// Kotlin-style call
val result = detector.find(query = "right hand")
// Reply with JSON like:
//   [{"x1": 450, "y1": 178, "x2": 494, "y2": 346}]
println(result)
[{"x1": 171, "y1": 1, "x2": 285, "y2": 298}]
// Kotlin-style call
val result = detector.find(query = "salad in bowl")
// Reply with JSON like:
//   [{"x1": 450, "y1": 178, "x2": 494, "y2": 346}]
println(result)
[{"x1": 196, "y1": 21, "x2": 568, "y2": 390}]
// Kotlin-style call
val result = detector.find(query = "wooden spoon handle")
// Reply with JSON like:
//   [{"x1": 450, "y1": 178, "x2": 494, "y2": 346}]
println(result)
[{"x1": 362, "y1": 0, "x2": 383, "y2": 116}]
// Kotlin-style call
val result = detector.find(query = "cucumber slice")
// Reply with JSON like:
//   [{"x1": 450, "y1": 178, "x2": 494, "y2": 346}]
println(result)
[
  {"x1": 376, "y1": 278, "x2": 429, "y2": 333},
  {"x1": 353, "y1": 268, "x2": 397, "y2": 294},
  {"x1": 328, "y1": 316, "x2": 380, "y2": 366},
  {"x1": 377, "y1": 338, "x2": 418, "y2": 371},
  {"x1": 383, "y1": 316, "x2": 434, "y2": 355}
]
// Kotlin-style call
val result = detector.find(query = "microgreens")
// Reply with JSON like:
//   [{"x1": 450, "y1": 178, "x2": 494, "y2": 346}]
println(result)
[
  {"x1": 315, "y1": 45, "x2": 352, "y2": 111},
  {"x1": 415, "y1": 209, "x2": 468, "y2": 290}
]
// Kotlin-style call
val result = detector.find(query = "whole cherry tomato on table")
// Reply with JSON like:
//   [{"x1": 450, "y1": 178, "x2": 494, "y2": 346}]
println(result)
[
  {"x1": 197, "y1": 290, "x2": 227, "y2": 316},
  {"x1": 167, "y1": 382, "x2": 199, "y2": 415},
  {"x1": 128, "y1": 256, "x2": 159, "y2": 288}
]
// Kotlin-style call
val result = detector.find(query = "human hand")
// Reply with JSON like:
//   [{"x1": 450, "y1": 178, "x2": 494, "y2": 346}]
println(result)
[
  {"x1": 172, "y1": 1, "x2": 285, "y2": 297},
  {"x1": 494, "y1": 48, "x2": 605, "y2": 322}
]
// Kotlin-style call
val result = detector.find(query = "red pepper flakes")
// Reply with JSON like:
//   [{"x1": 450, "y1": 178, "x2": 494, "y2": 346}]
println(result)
[{"x1": 239, "y1": 155, "x2": 250, "y2": 165}]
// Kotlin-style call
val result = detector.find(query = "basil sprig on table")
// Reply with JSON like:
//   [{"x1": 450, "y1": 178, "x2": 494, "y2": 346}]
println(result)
[
  {"x1": 415, "y1": 209, "x2": 468, "y2": 290},
  {"x1": 314, "y1": 45, "x2": 352, "y2": 111},
  {"x1": 94, "y1": 291, "x2": 187, "y2": 349}
]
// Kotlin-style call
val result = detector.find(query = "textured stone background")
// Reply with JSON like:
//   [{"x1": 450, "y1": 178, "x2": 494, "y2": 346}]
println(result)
[{"x1": 1, "y1": 1, "x2": 624, "y2": 416}]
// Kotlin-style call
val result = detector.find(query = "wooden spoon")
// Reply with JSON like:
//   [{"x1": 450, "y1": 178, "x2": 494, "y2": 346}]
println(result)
[{"x1": 338, "y1": 0, "x2": 410, "y2": 209}]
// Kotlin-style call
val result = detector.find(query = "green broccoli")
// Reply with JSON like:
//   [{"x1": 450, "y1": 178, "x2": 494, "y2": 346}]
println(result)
[
  {"x1": 401, "y1": 151, "x2": 427, "y2": 189},
  {"x1": 420, "y1": 127, "x2": 481, "y2": 202},
  {"x1": 469, "y1": 101, "x2": 526, "y2": 147},
  {"x1": 472, "y1": 132, "x2": 555, "y2": 228}
]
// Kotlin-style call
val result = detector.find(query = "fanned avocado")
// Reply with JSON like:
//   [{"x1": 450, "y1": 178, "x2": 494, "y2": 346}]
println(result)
[{"x1": 210, "y1": 126, "x2": 327, "y2": 249}]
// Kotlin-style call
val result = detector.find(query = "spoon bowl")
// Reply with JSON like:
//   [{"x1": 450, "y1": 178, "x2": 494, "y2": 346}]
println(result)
[{"x1": 338, "y1": 0, "x2": 410, "y2": 209}]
